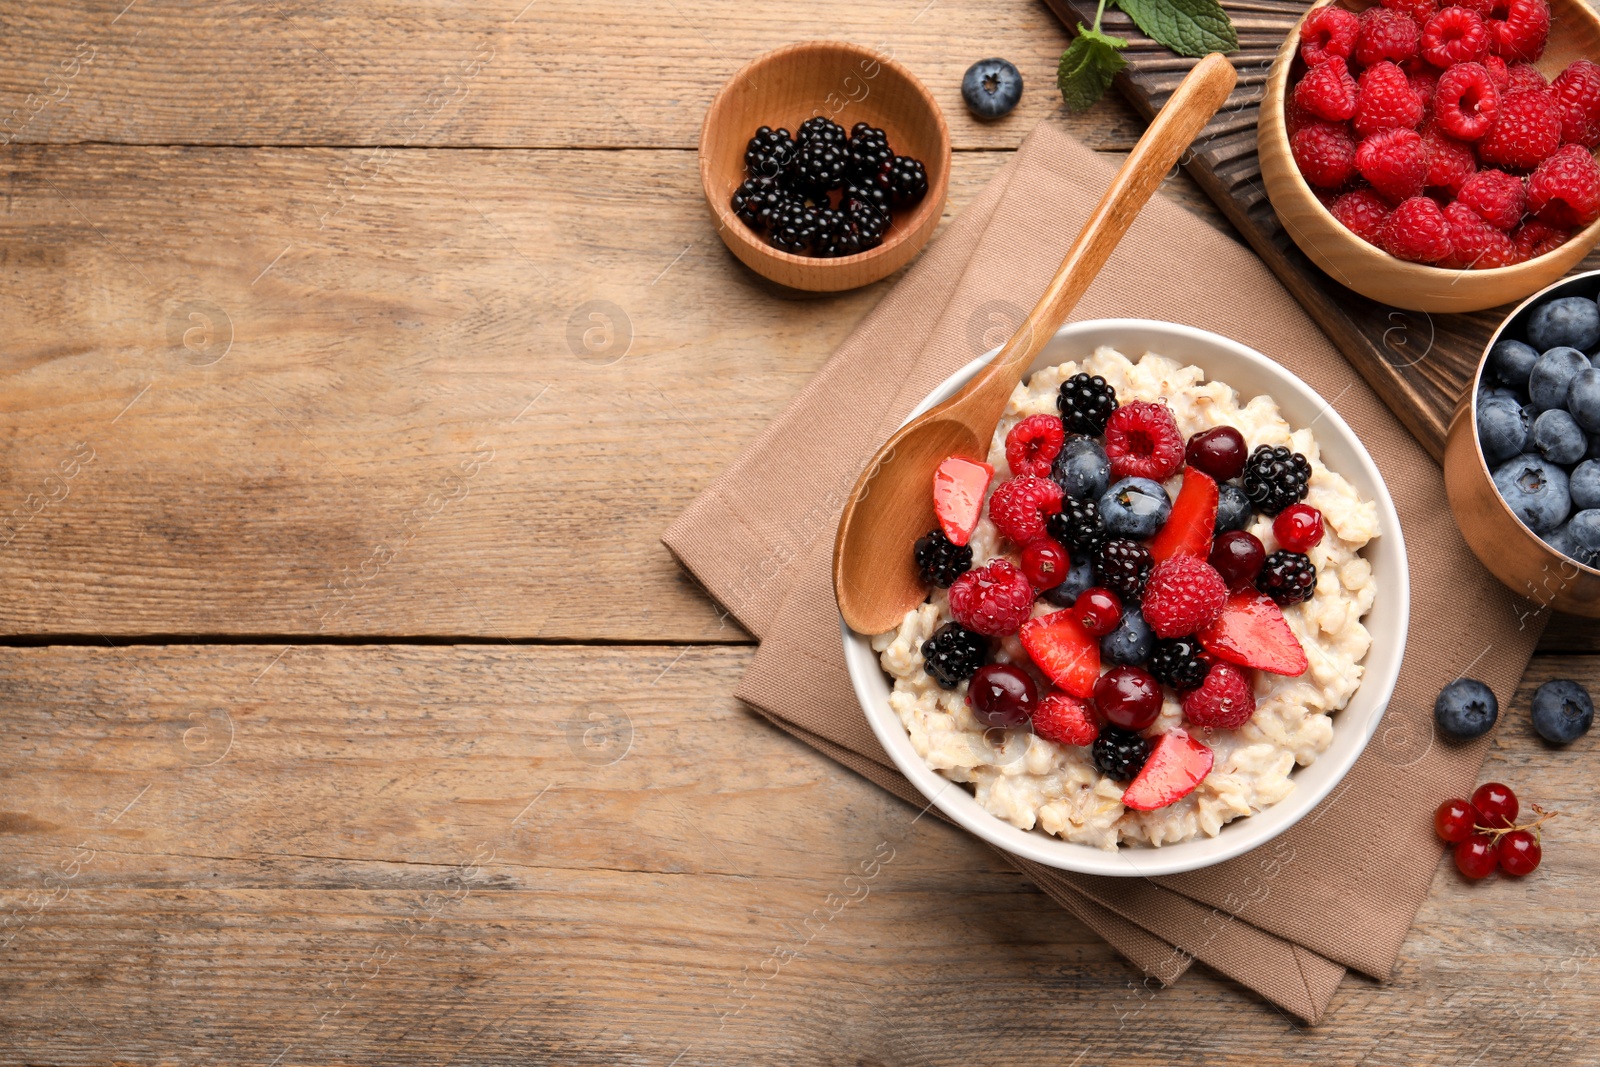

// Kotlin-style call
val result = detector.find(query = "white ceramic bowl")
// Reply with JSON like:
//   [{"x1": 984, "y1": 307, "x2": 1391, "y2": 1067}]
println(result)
[{"x1": 841, "y1": 319, "x2": 1410, "y2": 877}]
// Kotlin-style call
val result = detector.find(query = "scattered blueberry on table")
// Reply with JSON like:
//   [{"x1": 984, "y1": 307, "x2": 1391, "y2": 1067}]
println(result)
[
  {"x1": 1434, "y1": 677, "x2": 1499, "y2": 740},
  {"x1": 1530, "y1": 678, "x2": 1595, "y2": 744},
  {"x1": 960, "y1": 58, "x2": 1023, "y2": 120}
]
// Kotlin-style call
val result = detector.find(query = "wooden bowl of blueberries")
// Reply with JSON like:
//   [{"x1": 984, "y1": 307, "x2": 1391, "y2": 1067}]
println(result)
[
  {"x1": 699, "y1": 40, "x2": 951, "y2": 292},
  {"x1": 1444, "y1": 270, "x2": 1600, "y2": 614}
]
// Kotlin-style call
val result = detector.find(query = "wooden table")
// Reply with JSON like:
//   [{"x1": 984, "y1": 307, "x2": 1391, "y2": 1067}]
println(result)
[{"x1": 2, "y1": 2, "x2": 1596, "y2": 1062}]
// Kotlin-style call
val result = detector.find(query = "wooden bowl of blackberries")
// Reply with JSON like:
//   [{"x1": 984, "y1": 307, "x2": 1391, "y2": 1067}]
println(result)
[{"x1": 699, "y1": 40, "x2": 951, "y2": 292}]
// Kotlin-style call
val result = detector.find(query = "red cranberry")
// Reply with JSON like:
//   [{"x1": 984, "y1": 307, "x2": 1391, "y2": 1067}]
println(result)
[
  {"x1": 1093, "y1": 665, "x2": 1162, "y2": 731},
  {"x1": 1273, "y1": 503, "x2": 1324, "y2": 552},
  {"x1": 1471, "y1": 782, "x2": 1519, "y2": 829},
  {"x1": 1208, "y1": 530, "x2": 1266, "y2": 590},
  {"x1": 1020, "y1": 537, "x2": 1070, "y2": 589},
  {"x1": 966, "y1": 663, "x2": 1038, "y2": 728},
  {"x1": 1073, "y1": 586, "x2": 1122, "y2": 637},
  {"x1": 1185, "y1": 426, "x2": 1248, "y2": 481}
]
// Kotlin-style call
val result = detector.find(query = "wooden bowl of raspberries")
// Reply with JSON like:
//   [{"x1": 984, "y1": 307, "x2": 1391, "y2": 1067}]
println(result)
[
  {"x1": 1259, "y1": 0, "x2": 1600, "y2": 312},
  {"x1": 699, "y1": 40, "x2": 951, "y2": 292}
]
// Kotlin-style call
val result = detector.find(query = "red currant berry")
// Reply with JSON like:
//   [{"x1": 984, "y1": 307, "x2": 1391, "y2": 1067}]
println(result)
[
  {"x1": 966, "y1": 663, "x2": 1039, "y2": 729},
  {"x1": 1273, "y1": 503, "x2": 1325, "y2": 552},
  {"x1": 1434, "y1": 798, "x2": 1484, "y2": 843},
  {"x1": 1020, "y1": 537, "x2": 1071, "y2": 590},
  {"x1": 1208, "y1": 530, "x2": 1266, "y2": 590},
  {"x1": 1073, "y1": 586, "x2": 1123, "y2": 638},
  {"x1": 1184, "y1": 426, "x2": 1248, "y2": 481},
  {"x1": 1454, "y1": 834, "x2": 1498, "y2": 880},
  {"x1": 1471, "y1": 782, "x2": 1519, "y2": 829},
  {"x1": 1093, "y1": 665, "x2": 1163, "y2": 731},
  {"x1": 1496, "y1": 829, "x2": 1542, "y2": 876}
]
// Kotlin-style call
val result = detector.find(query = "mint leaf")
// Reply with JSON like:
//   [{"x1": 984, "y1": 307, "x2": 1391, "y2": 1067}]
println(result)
[
  {"x1": 1057, "y1": 25, "x2": 1128, "y2": 111},
  {"x1": 1115, "y1": 0, "x2": 1238, "y2": 57}
]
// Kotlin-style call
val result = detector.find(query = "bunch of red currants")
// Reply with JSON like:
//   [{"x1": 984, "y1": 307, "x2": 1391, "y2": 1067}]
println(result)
[{"x1": 1434, "y1": 780, "x2": 1556, "y2": 879}]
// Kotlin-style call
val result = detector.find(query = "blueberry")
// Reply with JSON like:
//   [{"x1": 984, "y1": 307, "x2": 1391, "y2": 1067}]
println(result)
[
  {"x1": 1478, "y1": 393, "x2": 1531, "y2": 464},
  {"x1": 961, "y1": 58, "x2": 1024, "y2": 120},
  {"x1": 1099, "y1": 477, "x2": 1171, "y2": 539},
  {"x1": 1530, "y1": 678, "x2": 1594, "y2": 744},
  {"x1": 1572, "y1": 460, "x2": 1600, "y2": 510},
  {"x1": 1543, "y1": 521, "x2": 1578, "y2": 559},
  {"x1": 1100, "y1": 606, "x2": 1154, "y2": 665},
  {"x1": 1529, "y1": 347, "x2": 1592, "y2": 412},
  {"x1": 1527, "y1": 296, "x2": 1600, "y2": 353},
  {"x1": 1434, "y1": 678, "x2": 1498, "y2": 740},
  {"x1": 1214, "y1": 483, "x2": 1253, "y2": 533},
  {"x1": 1487, "y1": 339, "x2": 1541, "y2": 389},
  {"x1": 1568, "y1": 367, "x2": 1600, "y2": 433},
  {"x1": 1570, "y1": 508, "x2": 1600, "y2": 565},
  {"x1": 1532, "y1": 408, "x2": 1589, "y2": 465},
  {"x1": 1492, "y1": 453, "x2": 1572, "y2": 532},
  {"x1": 1041, "y1": 553, "x2": 1096, "y2": 606},
  {"x1": 1051, "y1": 434, "x2": 1110, "y2": 501}
]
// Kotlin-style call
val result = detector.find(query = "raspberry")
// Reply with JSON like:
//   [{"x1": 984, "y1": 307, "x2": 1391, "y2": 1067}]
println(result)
[
  {"x1": 1478, "y1": 89, "x2": 1562, "y2": 170},
  {"x1": 1141, "y1": 556, "x2": 1229, "y2": 639},
  {"x1": 1488, "y1": 0, "x2": 1550, "y2": 62},
  {"x1": 1457, "y1": 167, "x2": 1528, "y2": 229},
  {"x1": 1442, "y1": 201, "x2": 1519, "y2": 268},
  {"x1": 1409, "y1": 66, "x2": 1440, "y2": 118},
  {"x1": 1506, "y1": 62, "x2": 1549, "y2": 94},
  {"x1": 1005, "y1": 413, "x2": 1067, "y2": 478},
  {"x1": 1181, "y1": 662, "x2": 1257, "y2": 729},
  {"x1": 1423, "y1": 126, "x2": 1478, "y2": 195},
  {"x1": 1332, "y1": 188, "x2": 1393, "y2": 244},
  {"x1": 1512, "y1": 218, "x2": 1572, "y2": 258},
  {"x1": 1103, "y1": 401, "x2": 1185, "y2": 482},
  {"x1": 1434, "y1": 62, "x2": 1500, "y2": 140},
  {"x1": 1354, "y1": 62, "x2": 1425, "y2": 138},
  {"x1": 1381, "y1": 0, "x2": 1438, "y2": 25},
  {"x1": 988, "y1": 475, "x2": 1063, "y2": 545},
  {"x1": 1357, "y1": 127, "x2": 1428, "y2": 202},
  {"x1": 1356, "y1": 7, "x2": 1422, "y2": 66},
  {"x1": 1292, "y1": 122, "x2": 1358, "y2": 188},
  {"x1": 948, "y1": 560, "x2": 1035, "y2": 637},
  {"x1": 1421, "y1": 7, "x2": 1490, "y2": 67},
  {"x1": 1552, "y1": 59, "x2": 1600, "y2": 148},
  {"x1": 1299, "y1": 6, "x2": 1361, "y2": 67},
  {"x1": 1031, "y1": 692, "x2": 1100, "y2": 747},
  {"x1": 1527, "y1": 143, "x2": 1600, "y2": 228},
  {"x1": 1294, "y1": 59, "x2": 1359, "y2": 123},
  {"x1": 1483, "y1": 54, "x2": 1511, "y2": 89},
  {"x1": 1456, "y1": 0, "x2": 1496, "y2": 16},
  {"x1": 1382, "y1": 195, "x2": 1453, "y2": 262}
]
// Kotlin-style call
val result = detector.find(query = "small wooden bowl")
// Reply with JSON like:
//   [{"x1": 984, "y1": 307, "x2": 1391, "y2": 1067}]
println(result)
[
  {"x1": 699, "y1": 41, "x2": 951, "y2": 292},
  {"x1": 1443, "y1": 270, "x2": 1600, "y2": 615},
  {"x1": 1259, "y1": 0, "x2": 1600, "y2": 313}
]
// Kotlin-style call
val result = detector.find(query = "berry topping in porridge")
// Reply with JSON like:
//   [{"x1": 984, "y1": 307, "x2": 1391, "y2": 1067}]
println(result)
[{"x1": 871, "y1": 347, "x2": 1379, "y2": 849}]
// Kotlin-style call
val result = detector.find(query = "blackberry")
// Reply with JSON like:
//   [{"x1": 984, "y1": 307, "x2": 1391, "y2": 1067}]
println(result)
[
  {"x1": 787, "y1": 137, "x2": 850, "y2": 196},
  {"x1": 1045, "y1": 496, "x2": 1105, "y2": 555},
  {"x1": 921, "y1": 623, "x2": 989, "y2": 689},
  {"x1": 817, "y1": 200, "x2": 888, "y2": 257},
  {"x1": 1092, "y1": 727, "x2": 1151, "y2": 782},
  {"x1": 768, "y1": 199, "x2": 824, "y2": 254},
  {"x1": 1095, "y1": 538, "x2": 1152, "y2": 601},
  {"x1": 1056, "y1": 373, "x2": 1120, "y2": 435},
  {"x1": 841, "y1": 178, "x2": 892, "y2": 215},
  {"x1": 744, "y1": 125, "x2": 796, "y2": 180},
  {"x1": 730, "y1": 176, "x2": 786, "y2": 232},
  {"x1": 1147, "y1": 637, "x2": 1209, "y2": 691},
  {"x1": 847, "y1": 122, "x2": 894, "y2": 178},
  {"x1": 876, "y1": 155, "x2": 928, "y2": 206},
  {"x1": 796, "y1": 116, "x2": 847, "y2": 147},
  {"x1": 914, "y1": 528, "x2": 972, "y2": 587},
  {"x1": 1256, "y1": 550, "x2": 1317, "y2": 606},
  {"x1": 1243, "y1": 445, "x2": 1311, "y2": 516}
]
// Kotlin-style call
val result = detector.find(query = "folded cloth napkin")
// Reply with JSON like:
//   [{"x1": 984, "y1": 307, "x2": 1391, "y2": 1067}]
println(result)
[{"x1": 664, "y1": 119, "x2": 1543, "y2": 1023}]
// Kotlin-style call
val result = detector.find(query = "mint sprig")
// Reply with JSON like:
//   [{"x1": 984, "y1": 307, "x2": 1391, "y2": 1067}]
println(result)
[{"x1": 1058, "y1": 0, "x2": 1237, "y2": 111}]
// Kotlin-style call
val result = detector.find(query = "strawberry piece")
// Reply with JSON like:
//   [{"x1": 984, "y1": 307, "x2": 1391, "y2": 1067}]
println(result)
[
  {"x1": 1148, "y1": 467, "x2": 1218, "y2": 564},
  {"x1": 1031, "y1": 692, "x2": 1101, "y2": 747},
  {"x1": 1020, "y1": 610, "x2": 1102, "y2": 698},
  {"x1": 932, "y1": 456, "x2": 993, "y2": 548},
  {"x1": 1197, "y1": 591, "x2": 1310, "y2": 677},
  {"x1": 1121, "y1": 729, "x2": 1215, "y2": 812}
]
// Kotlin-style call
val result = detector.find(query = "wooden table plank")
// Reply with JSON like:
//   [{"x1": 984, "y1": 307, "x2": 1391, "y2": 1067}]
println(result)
[{"x1": 1, "y1": 644, "x2": 1596, "y2": 1063}]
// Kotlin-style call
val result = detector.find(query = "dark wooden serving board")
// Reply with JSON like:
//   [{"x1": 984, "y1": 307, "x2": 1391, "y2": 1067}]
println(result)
[{"x1": 1042, "y1": 0, "x2": 1600, "y2": 460}]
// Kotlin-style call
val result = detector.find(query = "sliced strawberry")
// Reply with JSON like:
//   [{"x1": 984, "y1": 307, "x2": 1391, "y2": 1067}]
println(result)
[
  {"x1": 932, "y1": 456, "x2": 994, "y2": 548},
  {"x1": 1147, "y1": 467, "x2": 1218, "y2": 564},
  {"x1": 1121, "y1": 728, "x2": 1214, "y2": 812},
  {"x1": 1019, "y1": 610, "x2": 1101, "y2": 698},
  {"x1": 1197, "y1": 591, "x2": 1309, "y2": 676}
]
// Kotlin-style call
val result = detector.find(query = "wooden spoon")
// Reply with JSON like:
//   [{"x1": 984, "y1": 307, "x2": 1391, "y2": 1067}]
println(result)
[{"x1": 834, "y1": 53, "x2": 1238, "y2": 634}]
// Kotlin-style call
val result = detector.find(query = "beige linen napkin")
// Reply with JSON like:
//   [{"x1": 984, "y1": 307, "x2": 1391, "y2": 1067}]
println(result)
[{"x1": 664, "y1": 119, "x2": 1542, "y2": 1023}]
